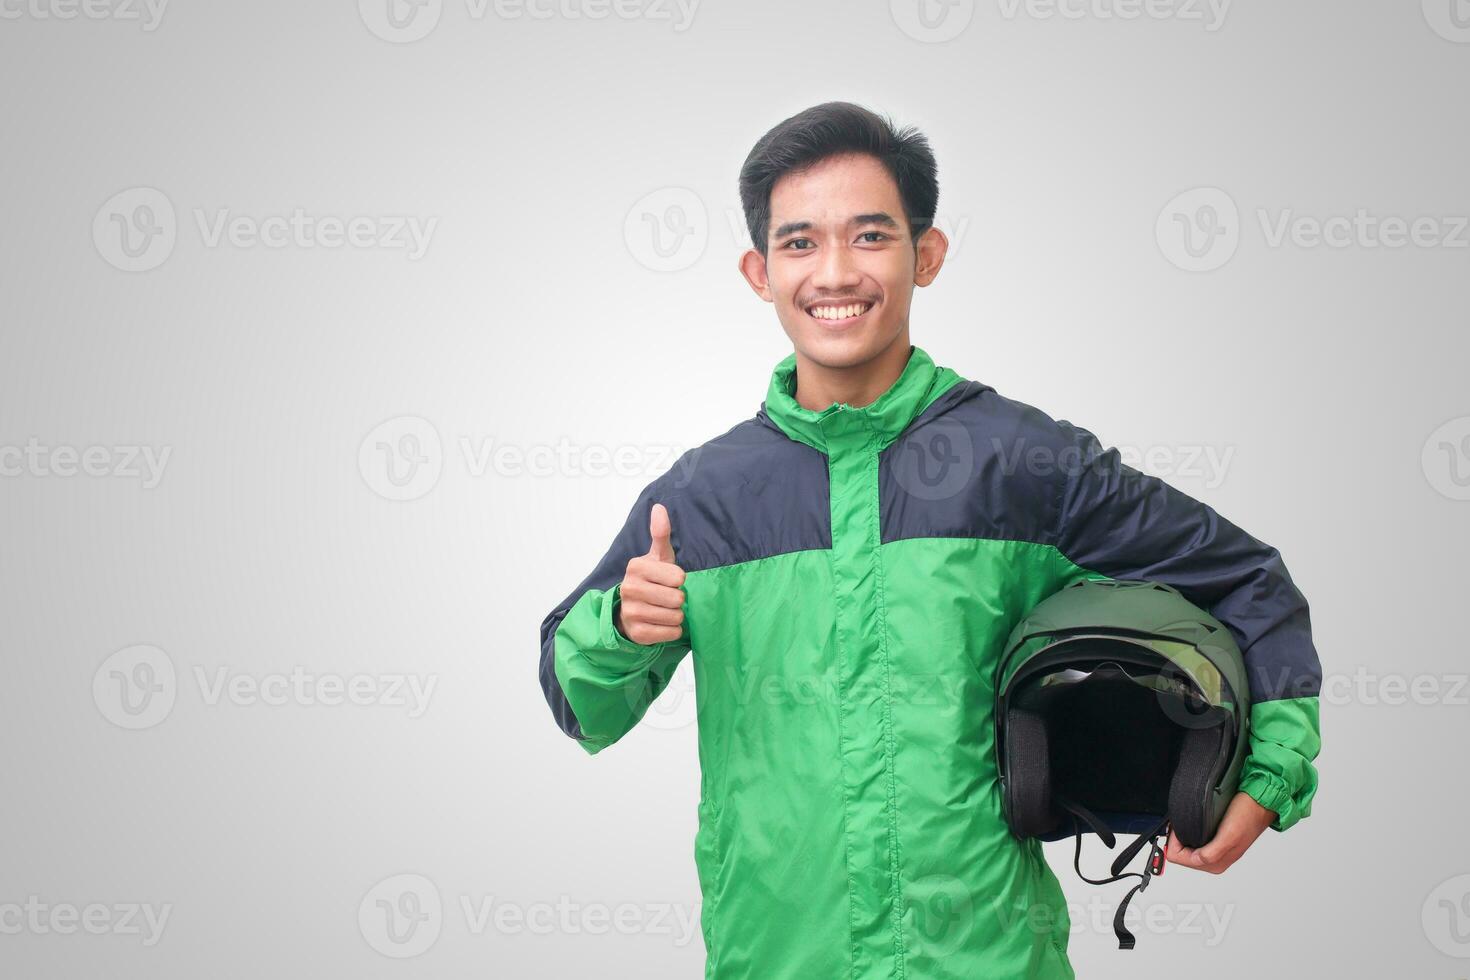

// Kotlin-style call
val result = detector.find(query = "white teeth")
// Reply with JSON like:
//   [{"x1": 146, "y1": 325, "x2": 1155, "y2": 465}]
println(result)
[{"x1": 810, "y1": 302, "x2": 871, "y2": 320}]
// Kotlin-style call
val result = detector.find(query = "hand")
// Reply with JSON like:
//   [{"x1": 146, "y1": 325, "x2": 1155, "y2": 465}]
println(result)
[
  {"x1": 1165, "y1": 791, "x2": 1276, "y2": 875},
  {"x1": 614, "y1": 502, "x2": 687, "y2": 646}
]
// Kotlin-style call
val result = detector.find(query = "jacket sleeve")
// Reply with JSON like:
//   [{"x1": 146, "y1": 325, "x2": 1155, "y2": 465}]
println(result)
[
  {"x1": 538, "y1": 479, "x2": 692, "y2": 756},
  {"x1": 1049, "y1": 418, "x2": 1322, "y2": 832}
]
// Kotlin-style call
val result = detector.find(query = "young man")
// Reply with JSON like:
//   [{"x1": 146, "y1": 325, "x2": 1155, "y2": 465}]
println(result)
[{"x1": 539, "y1": 102, "x2": 1322, "y2": 979}]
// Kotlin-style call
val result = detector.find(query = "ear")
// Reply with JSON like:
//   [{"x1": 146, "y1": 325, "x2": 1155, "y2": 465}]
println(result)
[
  {"x1": 913, "y1": 225, "x2": 949, "y2": 288},
  {"x1": 738, "y1": 247, "x2": 774, "y2": 302}
]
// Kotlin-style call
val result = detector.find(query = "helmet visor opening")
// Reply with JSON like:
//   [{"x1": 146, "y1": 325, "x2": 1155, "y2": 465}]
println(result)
[{"x1": 1012, "y1": 643, "x2": 1226, "y2": 822}]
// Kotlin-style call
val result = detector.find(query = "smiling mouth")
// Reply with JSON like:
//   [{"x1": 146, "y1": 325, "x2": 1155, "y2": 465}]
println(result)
[{"x1": 805, "y1": 300, "x2": 875, "y2": 327}]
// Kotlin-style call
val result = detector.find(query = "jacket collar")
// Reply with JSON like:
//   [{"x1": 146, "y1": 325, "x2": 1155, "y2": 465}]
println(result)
[{"x1": 759, "y1": 344, "x2": 963, "y2": 453}]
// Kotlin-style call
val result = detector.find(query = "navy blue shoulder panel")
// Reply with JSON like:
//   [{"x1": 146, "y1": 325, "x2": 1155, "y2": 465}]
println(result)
[
  {"x1": 662, "y1": 415, "x2": 832, "y2": 573},
  {"x1": 879, "y1": 380, "x2": 1060, "y2": 546},
  {"x1": 880, "y1": 381, "x2": 1321, "y2": 703}
]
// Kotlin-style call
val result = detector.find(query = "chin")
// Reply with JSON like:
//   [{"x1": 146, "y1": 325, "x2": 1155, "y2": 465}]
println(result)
[{"x1": 791, "y1": 323, "x2": 900, "y2": 371}]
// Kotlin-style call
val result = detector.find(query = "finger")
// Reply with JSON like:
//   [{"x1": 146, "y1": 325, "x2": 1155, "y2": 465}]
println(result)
[
  {"x1": 1166, "y1": 831, "x2": 1203, "y2": 868},
  {"x1": 621, "y1": 579, "x2": 687, "y2": 609},
  {"x1": 627, "y1": 623, "x2": 684, "y2": 645},
  {"x1": 621, "y1": 600, "x2": 685, "y2": 628},
  {"x1": 628, "y1": 555, "x2": 686, "y2": 589},
  {"x1": 648, "y1": 503, "x2": 676, "y2": 563}
]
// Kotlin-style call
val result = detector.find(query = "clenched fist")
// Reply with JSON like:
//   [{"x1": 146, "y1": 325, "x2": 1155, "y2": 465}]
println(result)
[{"x1": 614, "y1": 502, "x2": 688, "y2": 646}]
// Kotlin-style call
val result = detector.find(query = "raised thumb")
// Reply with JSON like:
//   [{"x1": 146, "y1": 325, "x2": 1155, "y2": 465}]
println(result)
[{"x1": 647, "y1": 502, "x2": 676, "y2": 563}]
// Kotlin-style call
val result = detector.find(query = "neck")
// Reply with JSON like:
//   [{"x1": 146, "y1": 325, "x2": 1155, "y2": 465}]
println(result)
[{"x1": 793, "y1": 331, "x2": 914, "y2": 411}]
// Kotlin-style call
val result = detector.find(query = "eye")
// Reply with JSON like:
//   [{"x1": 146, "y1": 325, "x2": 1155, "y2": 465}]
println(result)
[
  {"x1": 858, "y1": 231, "x2": 889, "y2": 243},
  {"x1": 783, "y1": 238, "x2": 814, "y2": 251}
]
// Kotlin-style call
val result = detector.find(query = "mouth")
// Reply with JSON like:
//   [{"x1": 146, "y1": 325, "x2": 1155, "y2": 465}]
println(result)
[{"x1": 804, "y1": 299, "x2": 876, "y2": 329}]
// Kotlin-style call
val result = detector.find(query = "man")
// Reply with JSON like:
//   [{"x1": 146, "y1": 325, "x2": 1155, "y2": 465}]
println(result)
[{"x1": 539, "y1": 102, "x2": 1321, "y2": 979}]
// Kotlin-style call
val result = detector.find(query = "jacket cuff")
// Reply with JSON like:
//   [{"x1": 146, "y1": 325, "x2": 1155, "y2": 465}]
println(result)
[
  {"x1": 582, "y1": 582, "x2": 668, "y2": 670},
  {"x1": 1238, "y1": 768, "x2": 1300, "y2": 832}
]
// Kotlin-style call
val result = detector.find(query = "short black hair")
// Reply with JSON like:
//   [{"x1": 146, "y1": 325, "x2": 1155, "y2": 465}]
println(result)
[{"x1": 739, "y1": 101, "x2": 939, "y2": 257}]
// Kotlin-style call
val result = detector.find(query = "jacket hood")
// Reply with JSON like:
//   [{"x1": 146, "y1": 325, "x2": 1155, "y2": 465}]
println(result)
[{"x1": 756, "y1": 344, "x2": 963, "y2": 453}]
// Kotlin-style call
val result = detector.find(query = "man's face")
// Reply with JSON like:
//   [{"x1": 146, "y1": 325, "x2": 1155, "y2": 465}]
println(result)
[{"x1": 740, "y1": 152, "x2": 944, "y2": 370}]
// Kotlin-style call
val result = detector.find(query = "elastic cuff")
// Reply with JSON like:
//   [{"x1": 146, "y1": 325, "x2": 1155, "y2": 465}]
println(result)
[
  {"x1": 583, "y1": 582, "x2": 668, "y2": 669},
  {"x1": 1238, "y1": 770, "x2": 1298, "y2": 832}
]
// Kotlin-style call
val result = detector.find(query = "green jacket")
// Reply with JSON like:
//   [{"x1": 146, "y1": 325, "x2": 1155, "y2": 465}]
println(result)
[{"x1": 540, "y1": 346, "x2": 1322, "y2": 978}]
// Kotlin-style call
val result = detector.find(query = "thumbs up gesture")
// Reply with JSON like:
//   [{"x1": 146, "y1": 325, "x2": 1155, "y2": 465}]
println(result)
[{"x1": 615, "y1": 502, "x2": 688, "y2": 646}]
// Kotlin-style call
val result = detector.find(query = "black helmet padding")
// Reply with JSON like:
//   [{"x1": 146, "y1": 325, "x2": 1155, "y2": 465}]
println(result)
[{"x1": 1003, "y1": 666, "x2": 1229, "y2": 848}]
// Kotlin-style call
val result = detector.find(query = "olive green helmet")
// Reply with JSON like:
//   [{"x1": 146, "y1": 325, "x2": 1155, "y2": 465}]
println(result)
[
  {"x1": 994, "y1": 578, "x2": 1253, "y2": 949},
  {"x1": 997, "y1": 577, "x2": 1251, "y2": 849}
]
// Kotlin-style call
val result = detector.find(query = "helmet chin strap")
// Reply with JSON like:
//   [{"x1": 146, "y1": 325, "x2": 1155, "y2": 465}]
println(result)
[{"x1": 1055, "y1": 796, "x2": 1171, "y2": 950}]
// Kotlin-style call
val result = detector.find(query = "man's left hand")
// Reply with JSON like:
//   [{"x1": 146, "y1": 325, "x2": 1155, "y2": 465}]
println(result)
[{"x1": 1165, "y1": 791, "x2": 1276, "y2": 874}]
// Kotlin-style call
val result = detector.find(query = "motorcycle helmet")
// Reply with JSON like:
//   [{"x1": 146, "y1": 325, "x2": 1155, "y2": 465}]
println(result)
[{"x1": 995, "y1": 577, "x2": 1252, "y2": 948}]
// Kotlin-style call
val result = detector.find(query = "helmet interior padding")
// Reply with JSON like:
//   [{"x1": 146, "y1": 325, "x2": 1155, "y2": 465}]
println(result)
[{"x1": 1007, "y1": 663, "x2": 1227, "y2": 848}]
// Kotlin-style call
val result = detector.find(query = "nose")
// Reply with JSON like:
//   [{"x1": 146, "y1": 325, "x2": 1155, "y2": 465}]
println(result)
[{"x1": 809, "y1": 239, "x2": 863, "y2": 292}]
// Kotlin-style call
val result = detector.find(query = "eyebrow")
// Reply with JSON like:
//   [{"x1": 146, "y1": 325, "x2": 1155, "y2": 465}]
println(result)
[{"x1": 771, "y1": 212, "x2": 901, "y2": 240}]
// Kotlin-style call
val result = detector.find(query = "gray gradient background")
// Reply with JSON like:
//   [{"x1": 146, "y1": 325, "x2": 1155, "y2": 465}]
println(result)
[{"x1": 2, "y1": 0, "x2": 1468, "y2": 976}]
